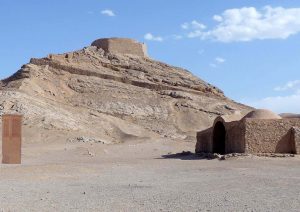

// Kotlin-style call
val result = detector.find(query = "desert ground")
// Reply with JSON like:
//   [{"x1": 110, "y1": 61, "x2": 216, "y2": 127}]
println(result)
[{"x1": 1, "y1": 138, "x2": 300, "y2": 211}]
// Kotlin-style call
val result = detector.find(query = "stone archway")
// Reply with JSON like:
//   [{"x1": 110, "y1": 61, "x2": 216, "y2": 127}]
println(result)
[{"x1": 213, "y1": 121, "x2": 226, "y2": 154}]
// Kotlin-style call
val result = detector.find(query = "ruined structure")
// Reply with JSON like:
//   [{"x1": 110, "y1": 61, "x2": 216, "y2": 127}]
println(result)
[
  {"x1": 2, "y1": 114, "x2": 22, "y2": 164},
  {"x1": 196, "y1": 109, "x2": 300, "y2": 154},
  {"x1": 91, "y1": 38, "x2": 148, "y2": 57}
]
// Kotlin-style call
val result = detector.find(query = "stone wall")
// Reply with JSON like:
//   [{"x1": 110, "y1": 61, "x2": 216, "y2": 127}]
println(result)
[
  {"x1": 291, "y1": 127, "x2": 300, "y2": 154},
  {"x1": 244, "y1": 119, "x2": 300, "y2": 153},
  {"x1": 195, "y1": 127, "x2": 212, "y2": 153},
  {"x1": 91, "y1": 38, "x2": 148, "y2": 57},
  {"x1": 225, "y1": 121, "x2": 246, "y2": 153}
]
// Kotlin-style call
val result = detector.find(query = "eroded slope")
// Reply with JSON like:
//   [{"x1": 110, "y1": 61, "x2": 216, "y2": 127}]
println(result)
[{"x1": 0, "y1": 45, "x2": 251, "y2": 143}]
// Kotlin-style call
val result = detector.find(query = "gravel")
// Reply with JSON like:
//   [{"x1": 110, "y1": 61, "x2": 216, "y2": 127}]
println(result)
[{"x1": 1, "y1": 140, "x2": 300, "y2": 211}]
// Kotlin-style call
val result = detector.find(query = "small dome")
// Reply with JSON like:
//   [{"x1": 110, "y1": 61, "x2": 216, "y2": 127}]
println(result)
[
  {"x1": 280, "y1": 113, "x2": 300, "y2": 118},
  {"x1": 243, "y1": 109, "x2": 282, "y2": 120}
]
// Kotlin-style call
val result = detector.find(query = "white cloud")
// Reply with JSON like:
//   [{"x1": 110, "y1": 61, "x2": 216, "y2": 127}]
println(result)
[
  {"x1": 181, "y1": 23, "x2": 189, "y2": 30},
  {"x1": 243, "y1": 79, "x2": 300, "y2": 113},
  {"x1": 187, "y1": 30, "x2": 203, "y2": 38},
  {"x1": 209, "y1": 57, "x2": 225, "y2": 68},
  {"x1": 172, "y1": 34, "x2": 183, "y2": 40},
  {"x1": 181, "y1": 20, "x2": 206, "y2": 30},
  {"x1": 101, "y1": 9, "x2": 115, "y2": 17},
  {"x1": 191, "y1": 20, "x2": 206, "y2": 30},
  {"x1": 144, "y1": 33, "x2": 163, "y2": 42},
  {"x1": 210, "y1": 63, "x2": 217, "y2": 68},
  {"x1": 215, "y1": 57, "x2": 226, "y2": 63},
  {"x1": 274, "y1": 80, "x2": 300, "y2": 91},
  {"x1": 181, "y1": 20, "x2": 207, "y2": 38},
  {"x1": 244, "y1": 93, "x2": 300, "y2": 113},
  {"x1": 185, "y1": 6, "x2": 300, "y2": 42},
  {"x1": 213, "y1": 15, "x2": 223, "y2": 22}
]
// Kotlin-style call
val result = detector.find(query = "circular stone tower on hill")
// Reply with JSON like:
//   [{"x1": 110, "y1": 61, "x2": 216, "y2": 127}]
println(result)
[{"x1": 91, "y1": 38, "x2": 148, "y2": 57}]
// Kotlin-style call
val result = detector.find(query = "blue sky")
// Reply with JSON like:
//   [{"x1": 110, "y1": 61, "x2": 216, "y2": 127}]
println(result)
[{"x1": 0, "y1": 0, "x2": 299, "y2": 113}]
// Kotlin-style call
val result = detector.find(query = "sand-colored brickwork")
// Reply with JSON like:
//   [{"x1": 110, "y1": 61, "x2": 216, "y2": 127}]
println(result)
[
  {"x1": 196, "y1": 109, "x2": 300, "y2": 154},
  {"x1": 2, "y1": 114, "x2": 22, "y2": 164}
]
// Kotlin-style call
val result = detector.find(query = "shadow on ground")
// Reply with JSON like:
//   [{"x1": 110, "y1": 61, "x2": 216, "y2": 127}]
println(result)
[{"x1": 159, "y1": 151, "x2": 215, "y2": 160}]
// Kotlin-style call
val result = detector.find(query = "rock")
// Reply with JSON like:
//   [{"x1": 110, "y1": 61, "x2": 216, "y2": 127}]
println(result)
[
  {"x1": 68, "y1": 137, "x2": 106, "y2": 144},
  {"x1": 87, "y1": 151, "x2": 95, "y2": 157},
  {"x1": 219, "y1": 155, "x2": 226, "y2": 160}
]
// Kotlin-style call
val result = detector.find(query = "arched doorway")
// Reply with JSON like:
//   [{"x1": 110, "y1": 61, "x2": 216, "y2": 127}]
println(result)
[{"x1": 213, "y1": 122, "x2": 226, "y2": 154}]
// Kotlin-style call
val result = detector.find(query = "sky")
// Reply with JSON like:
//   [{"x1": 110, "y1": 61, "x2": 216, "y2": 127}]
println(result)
[{"x1": 0, "y1": 0, "x2": 299, "y2": 113}]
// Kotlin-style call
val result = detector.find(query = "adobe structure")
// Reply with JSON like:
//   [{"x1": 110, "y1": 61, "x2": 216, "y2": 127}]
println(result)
[
  {"x1": 91, "y1": 38, "x2": 148, "y2": 57},
  {"x1": 195, "y1": 109, "x2": 300, "y2": 154},
  {"x1": 2, "y1": 114, "x2": 22, "y2": 164}
]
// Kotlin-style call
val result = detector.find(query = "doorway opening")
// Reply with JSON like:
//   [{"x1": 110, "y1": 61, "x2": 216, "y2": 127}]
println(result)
[{"x1": 213, "y1": 122, "x2": 226, "y2": 154}]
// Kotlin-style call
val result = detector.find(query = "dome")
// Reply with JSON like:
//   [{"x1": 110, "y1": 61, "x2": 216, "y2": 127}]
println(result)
[
  {"x1": 243, "y1": 109, "x2": 282, "y2": 120},
  {"x1": 280, "y1": 113, "x2": 300, "y2": 118}
]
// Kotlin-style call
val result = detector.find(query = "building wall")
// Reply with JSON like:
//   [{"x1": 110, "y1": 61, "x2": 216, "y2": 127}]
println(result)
[
  {"x1": 195, "y1": 127, "x2": 212, "y2": 153},
  {"x1": 195, "y1": 121, "x2": 246, "y2": 154},
  {"x1": 91, "y1": 38, "x2": 148, "y2": 57},
  {"x1": 225, "y1": 121, "x2": 246, "y2": 153},
  {"x1": 291, "y1": 127, "x2": 300, "y2": 154},
  {"x1": 2, "y1": 114, "x2": 22, "y2": 164},
  {"x1": 244, "y1": 119, "x2": 300, "y2": 153}
]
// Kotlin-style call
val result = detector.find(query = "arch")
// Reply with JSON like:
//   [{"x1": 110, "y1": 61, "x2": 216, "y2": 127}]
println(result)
[{"x1": 213, "y1": 121, "x2": 226, "y2": 154}]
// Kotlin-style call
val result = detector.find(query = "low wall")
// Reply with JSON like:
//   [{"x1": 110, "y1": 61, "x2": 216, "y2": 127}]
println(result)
[{"x1": 244, "y1": 119, "x2": 300, "y2": 153}]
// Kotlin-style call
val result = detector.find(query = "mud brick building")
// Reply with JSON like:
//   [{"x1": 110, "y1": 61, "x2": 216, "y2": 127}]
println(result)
[{"x1": 196, "y1": 109, "x2": 300, "y2": 154}]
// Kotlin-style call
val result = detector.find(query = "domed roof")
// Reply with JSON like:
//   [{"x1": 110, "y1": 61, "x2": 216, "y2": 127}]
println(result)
[
  {"x1": 280, "y1": 113, "x2": 300, "y2": 118},
  {"x1": 243, "y1": 109, "x2": 282, "y2": 120}
]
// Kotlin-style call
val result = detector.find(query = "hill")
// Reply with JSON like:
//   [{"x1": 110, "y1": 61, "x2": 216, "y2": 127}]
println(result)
[{"x1": 0, "y1": 38, "x2": 251, "y2": 144}]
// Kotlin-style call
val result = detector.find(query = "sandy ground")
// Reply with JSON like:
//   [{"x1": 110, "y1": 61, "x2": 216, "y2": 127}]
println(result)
[{"x1": 1, "y1": 139, "x2": 300, "y2": 212}]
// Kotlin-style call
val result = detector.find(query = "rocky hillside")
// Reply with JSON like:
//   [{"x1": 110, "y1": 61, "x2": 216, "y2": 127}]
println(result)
[{"x1": 0, "y1": 38, "x2": 251, "y2": 143}]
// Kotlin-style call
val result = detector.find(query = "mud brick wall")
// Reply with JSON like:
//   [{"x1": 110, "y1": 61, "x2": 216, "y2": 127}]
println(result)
[
  {"x1": 2, "y1": 114, "x2": 22, "y2": 164},
  {"x1": 92, "y1": 38, "x2": 148, "y2": 57},
  {"x1": 225, "y1": 121, "x2": 246, "y2": 153},
  {"x1": 195, "y1": 127, "x2": 212, "y2": 153},
  {"x1": 244, "y1": 119, "x2": 300, "y2": 154},
  {"x1": 291, "y1": 127, "x2": 300, "y2": 154}
]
